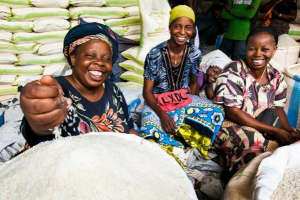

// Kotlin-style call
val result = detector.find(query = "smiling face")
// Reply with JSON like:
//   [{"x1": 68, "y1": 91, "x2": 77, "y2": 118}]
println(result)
[
  {"x1": 169, "y1": 17, "x2": 194, "y2": 46},
  {"x1": 245, "y1": 33, "x2": 277, "y2": 71},
  {"x1": 70, "y1": 39, "x2": 113, "y2": 89},
  {"x1": 206, "y1": 66, "x2": 223, "y2": 83}
]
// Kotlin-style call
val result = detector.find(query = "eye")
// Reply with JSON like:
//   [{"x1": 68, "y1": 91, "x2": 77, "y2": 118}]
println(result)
[
  {"x1": 262, "y1": 48, "x2": 269, "y2": 52},
  {"x1": 185, "y1": 26, "x2": 192, "y2": 31},
  {"x1": 103, "y1": 56, "x2": 112, "y2": 62},
  {"x1": 248, "y1": 47, "x2": 255, "y2": 51},
  {"x1": 86, "y1": 53, "x2": 95, "y2": 58}
]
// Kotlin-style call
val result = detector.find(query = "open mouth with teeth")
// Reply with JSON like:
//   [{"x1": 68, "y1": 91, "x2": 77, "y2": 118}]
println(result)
[
  {"x1": 252, "y1": 59, "x2": 264, "y2": 65},
  {"x1": 89, "y1": 70, "x2": 103, "y2": 76}
]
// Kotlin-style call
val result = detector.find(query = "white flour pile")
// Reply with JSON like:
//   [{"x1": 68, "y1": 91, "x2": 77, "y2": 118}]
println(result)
[
  {"x1": 271, "y1": 166, "x2": 300, "y2": 200},
  {"x1": 0, "y1": 133, "x2": 196, "y2": 200}
]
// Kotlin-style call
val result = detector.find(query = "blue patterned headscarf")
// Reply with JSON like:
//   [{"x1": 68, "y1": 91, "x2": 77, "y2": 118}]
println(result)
[{"x1": 63, "y1": 22, "x2": 119, "y2": 65}]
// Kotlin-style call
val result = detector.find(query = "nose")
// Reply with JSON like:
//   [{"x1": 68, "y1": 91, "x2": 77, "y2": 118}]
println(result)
[
  {"x1": 180, "y1": 27, "x2": 185, "y2": 35},
  {"x1": 93, "y1": 57, "x2": 104, "y2": 66},
  {"x1": 254, "y1": 49, "x2": 261, "y2": 56}
]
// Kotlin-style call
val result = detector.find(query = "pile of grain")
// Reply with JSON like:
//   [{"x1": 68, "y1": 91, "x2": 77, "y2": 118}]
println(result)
[
  {"x1": 271, "y1": 166, "x2": 300, "y2": 200},
  {"x1": 0, "y1": 133, "x2": 196, "y2": 200}
]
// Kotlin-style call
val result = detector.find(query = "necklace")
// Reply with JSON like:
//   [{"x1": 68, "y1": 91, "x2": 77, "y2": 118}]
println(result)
[
  {"x1": 167, "y1": 43, "x2": 185, "y2": 65},
  {"x1": 248, "y1": 66, "x2": 267, "y2": 83}
]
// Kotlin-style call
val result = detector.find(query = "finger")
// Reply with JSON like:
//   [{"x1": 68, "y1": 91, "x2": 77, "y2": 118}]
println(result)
[
  {"x1": 26, "y1": 106, "x2": 69, "y2": 131},
  {"x1": 21, "y1": 96, "x2": 68, "y2": 115},
  {"x1": 21, "y1": 76, "x2": 62, "y2": 99}
]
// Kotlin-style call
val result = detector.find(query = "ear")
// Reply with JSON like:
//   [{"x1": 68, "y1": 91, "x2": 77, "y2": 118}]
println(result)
[
  {"x1": 273, "y1": 45, "x2": 278, "y2": 56},
  {"x1": 70, "y1": 54, "x2": 76, "y2": 68}
]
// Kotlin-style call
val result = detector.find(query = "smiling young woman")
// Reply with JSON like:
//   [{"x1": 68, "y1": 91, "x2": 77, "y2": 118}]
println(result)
[
  {"x1": 213, "y1": 27, "x2": 300, "y2": 177},
  {"x1": 140, "y1": 5, "x2": 225, "y2": 158}
]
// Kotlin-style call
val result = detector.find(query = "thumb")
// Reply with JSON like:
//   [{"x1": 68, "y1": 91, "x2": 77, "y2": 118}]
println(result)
[{"x1": 39, "y1": 75, "x2": 61, "y2": 88}]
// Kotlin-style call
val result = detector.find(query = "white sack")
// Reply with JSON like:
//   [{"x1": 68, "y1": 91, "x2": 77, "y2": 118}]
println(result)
[
  {"x1": 124, "y1": 25, "x2": 140, "y2": 36},
  {"x1": 0, "y1": 6, "x2": 10, "y2": 19},
  {"x1": 30, "y1": 0, "x2": 70, "y2": 8},
  {"x1": 106, "y1": 0, "x2": 138, "y2": 7},
  {"x1": 0, "y1": 64, "x2": 44, "y2": 75},
  {"x1": 70, "y1": 18, "x2": 105, "y2": 27},
  {"x1": 0, "y1": 84, "x2": 18, "y2": 95},
  {"x1": 69, "y1": 6, "x2": 128, "y2": 19},
  {"x1": 124, "y1": 6, "x2": 139, "y2": 17},
  {"x1": 0, "y1": 75, "x2": 16, "y2": 85},
  {"x1": 138, "y1": 0, "x2": 171, "y2": 61},
  {"x1": 43, "y1": 63, "x2": 69, "y2": 76},
  {"x1": 9, "y1": 8, "x2": 70, "y2": 21},
  {"x1": 70, "y1": 0, "x2": 106, "y2": 7},
  {"x1": 38, "y1": 42, "x2": 63, "y2": 56},
  {"x1": 0, "y1": 42, "x2": 41, "y2": 54},
  {"x1": 33, "y1": 19, "x2": 70, "y2": 33},
  {"x1": 121, "y1": 46, "x2": 145, "y2": 66},
  {"x1": 105, "y1": 16, "x2": 140, "y2": 27},
  {"x1": 0, "y1": 0, "x2": 30, "y2": 8},
  {"x1": 0, "y1": 31, "x2": 12, "y2": 42},
  {"x1": 0, "y1": 20, "x2": 33, "y2": 32},
  {"x1": 124, "y1": 34, "x2": 140, "y2": 42},
  {"x1": 12, "y1": 75, "x2": 42, "y2": 86},
  {"x1": 0, "y1": 53, "x2": 18, "y2": 64},
  {"x1": 17, "y1": 53, "x2": 66, "y2": 66},
  {"x1": 13, "y1": 31, "x2": 67, "y2": 44}
]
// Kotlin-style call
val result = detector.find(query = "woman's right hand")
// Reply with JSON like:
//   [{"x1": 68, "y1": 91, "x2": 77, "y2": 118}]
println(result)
[
  {"x1": 159, "y1": 112, "x2": 177, "y2": 135},
  {"x1": 20, "y1": 75, "x2": 71, "y2": 136},
  {"x1": 274, "y1": 129, "x2": 295, "y2": 146}
]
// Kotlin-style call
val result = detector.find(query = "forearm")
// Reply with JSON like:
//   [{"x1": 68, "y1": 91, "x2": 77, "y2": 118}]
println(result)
[
  {"x1": 277, "y1": 12, "x2": 297, "y2": 22},
  {"x1": 275, "y1": 107, "x2": 294, "y2": 132},
  {"x1": 225, "y1": 106, "x2": 279, "y2": 135},
  {"x1": 143, "y1": 90, "x2": 166, "y2": 118},
  {"x1": 204, "y1": 84, "x2": 214, "y2": 100},
  {"x1": 189, "y1": 76, "x2": 198, "y2": 95}
]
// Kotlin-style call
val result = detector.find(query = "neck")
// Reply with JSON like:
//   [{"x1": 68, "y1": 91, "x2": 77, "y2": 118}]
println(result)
[
  {"x1": 66, "y1": 75, "x2": 104, "y2": 102},
  {"x1": 167, "y1": 40, "x2": 185, "y2": 54}
]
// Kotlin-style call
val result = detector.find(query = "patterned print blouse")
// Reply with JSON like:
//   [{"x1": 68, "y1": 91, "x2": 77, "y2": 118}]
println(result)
[
  {"x1": 21, "y1": 77, "x2": 133, "y2": 147},
  {"x1": 143, "y1": 41, "x2": 201, "y2": 94},
  {"x1": 214, "y1": 60, "x2": 287, "y2": 116}
]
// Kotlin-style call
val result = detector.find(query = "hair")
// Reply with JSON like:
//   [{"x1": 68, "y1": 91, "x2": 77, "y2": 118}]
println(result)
[{"x1": 246, "y1": 27, "x2": 278, "y2": 46}]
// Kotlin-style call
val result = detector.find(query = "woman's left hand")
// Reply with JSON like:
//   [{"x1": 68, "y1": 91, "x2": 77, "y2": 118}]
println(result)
[{"x1": 291, "y1": 129, "x2": 300, "y2": 141}]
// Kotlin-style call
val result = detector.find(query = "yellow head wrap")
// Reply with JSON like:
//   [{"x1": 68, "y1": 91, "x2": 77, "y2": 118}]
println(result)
[{"x1": 169, "y1": 5, "x2": 195, "y2": 25}]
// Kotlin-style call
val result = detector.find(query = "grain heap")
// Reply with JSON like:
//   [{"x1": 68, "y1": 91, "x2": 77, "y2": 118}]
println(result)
[
  {"x1": 271, "y1": 166, "x2": 300, "y2": 200},
  {"x1": 0, "y1": 132, "x2": 197, "y2": 200}
]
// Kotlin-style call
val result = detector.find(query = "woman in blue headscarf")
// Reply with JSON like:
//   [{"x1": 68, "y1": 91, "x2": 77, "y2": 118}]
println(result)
[{"x1": 20, "y1": 22, "x2": 139, "y2": 147}]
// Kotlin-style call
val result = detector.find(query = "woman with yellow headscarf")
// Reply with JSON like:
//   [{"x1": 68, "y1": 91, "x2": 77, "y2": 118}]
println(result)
[{"x1": 140, "y1": 5, "x2": 225, "y2": 159}]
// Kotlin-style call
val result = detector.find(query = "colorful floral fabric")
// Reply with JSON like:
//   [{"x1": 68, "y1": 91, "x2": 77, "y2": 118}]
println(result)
[
  {"x1": 213, "y1": 60, "x2": 286, "y2": 172},
  {"x1": 57, "y1": 76, "x2": 133, "y2": 136},
  {"x1": 141, "y1": 95, "x2": 225, "y2": 148}
]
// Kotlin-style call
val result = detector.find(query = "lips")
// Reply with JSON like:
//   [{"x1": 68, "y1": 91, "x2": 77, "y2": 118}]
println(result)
[
  {"x1": 252, "y1": 59, "x2": 264, "y2": 65},
  {"x1": 176, "y1": 36, "x2": 187, "y2": 42},
  {"x1": 89, "y1": 70, "x2": 103, "y2": 76}
]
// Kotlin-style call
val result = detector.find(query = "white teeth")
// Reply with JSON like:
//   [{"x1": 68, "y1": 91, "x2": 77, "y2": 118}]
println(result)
[
  {"x1": 177, "y1": 37, "x2": 185, "y2": 41},
  {"x1": 253, "y1": 60, "x2": 263, "y2": 65},
  {"x1": 89, "y1": 71, "x2": 102, "y2": 76}
]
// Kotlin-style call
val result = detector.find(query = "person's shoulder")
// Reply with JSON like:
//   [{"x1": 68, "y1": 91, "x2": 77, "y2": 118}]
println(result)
[
  {"x1": 223, "y1": 60, "x2": 243, "y2": 73},
  {"x1": 268, "y1": 63, "x2": 283, "y2": 76},
  {"x1": 148, "y1": 41, "x2": 167, "y2": 54}
]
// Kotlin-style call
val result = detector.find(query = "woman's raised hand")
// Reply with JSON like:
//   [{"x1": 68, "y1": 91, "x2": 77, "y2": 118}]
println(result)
[{"x1": 20, "y1": 75, "x2": 72, "y2": 136}]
